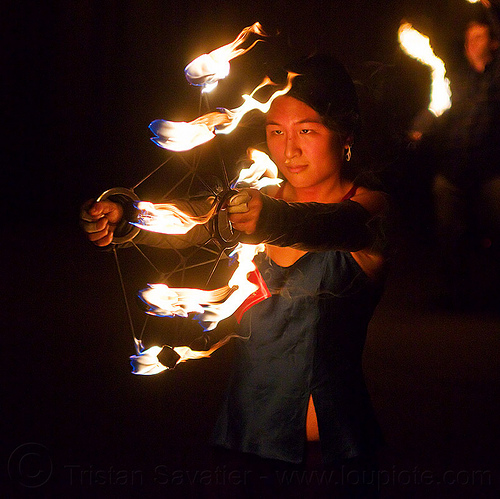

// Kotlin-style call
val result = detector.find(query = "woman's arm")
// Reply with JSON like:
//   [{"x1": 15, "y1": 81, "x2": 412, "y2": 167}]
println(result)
[
  {"x1": 228, "y1": 189, "x2": 389, "y2": 253},
  {"x1": 81, "y1": 195, "x2": 213, "y2": 249}
]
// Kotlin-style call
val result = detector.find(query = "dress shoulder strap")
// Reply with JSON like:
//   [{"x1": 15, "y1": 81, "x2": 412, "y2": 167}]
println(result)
[{"x1": 341, "y1": 185, "x2": 358, "y2": 201}]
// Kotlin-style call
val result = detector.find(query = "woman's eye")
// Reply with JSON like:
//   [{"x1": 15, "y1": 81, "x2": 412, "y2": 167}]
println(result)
[
  {"x1": 269, "y1": 129, "x2": 284, "y2": 136},
  {"x1": 300, "y1": 128, "x2": 312, "y2": 134}
]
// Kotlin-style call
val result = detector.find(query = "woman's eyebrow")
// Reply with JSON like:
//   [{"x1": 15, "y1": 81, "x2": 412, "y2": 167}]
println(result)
[
  {"x1": 296, "y1": 118, "x2": 323, "y2": 124},
  {"x1": 265, "y1": 118, "x2": 323, "y2": 126}
]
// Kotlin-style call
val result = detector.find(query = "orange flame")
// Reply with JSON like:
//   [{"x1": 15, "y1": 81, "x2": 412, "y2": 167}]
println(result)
[
  {"x1": 139, "y1": 243, "x2": 266, "y2": 330},
  {"x1": 398, "y1": 23, "x2": 451, "y2": 116},
  {"x1": 232, "y1": 148, "x2": 282, "y2": 190},
  {"x1": 150, "y1": 74, "x2": 295, "y2": 151},
  {"x1": 134, "y1": 148, "x2": 279, "y2": 235},
  {"x1": 184, "y1": 22, "x2": 267, "y2": 91},
  {"x1": 149, "y1": 111, "x2": 231, "y2": 152},
  {"x1": 216, "y1": 73, "x2": 297, "y2": 135},
  {"x1": 133, "y1": 200, "x2": 216, "y2": 234},
  {"x1": 131, "y1": 243, "x2": 267, "y2": 374},
  {"x1": 130, "y1": 342, "x2": 167, "y2": 375},
  {"x1": 130, "y1": 334, "x2": 242, "y2": 374}
]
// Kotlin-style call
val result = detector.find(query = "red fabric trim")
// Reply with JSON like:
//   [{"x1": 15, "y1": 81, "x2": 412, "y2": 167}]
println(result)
[
  {"x1": 234, "y1": 184, "x2": 356, "y2": 322},
  {"x1": 341, "y1": 185, "x2": 358, "y2": 201},
  {"x1": 235, "y1": 268, "x2": 271, "y2": 323}
]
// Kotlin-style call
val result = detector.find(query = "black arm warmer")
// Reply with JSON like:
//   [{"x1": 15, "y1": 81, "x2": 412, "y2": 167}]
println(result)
[{"x1": 239, "y1": 194, "x2": 377, "y2": 252}]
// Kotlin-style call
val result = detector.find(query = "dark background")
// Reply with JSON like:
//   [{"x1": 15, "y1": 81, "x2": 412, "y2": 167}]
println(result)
[
  {"x1": 4, "y1": 1, "x2": 500, "y2": 497},
  {"x1": 4, "y1": 0, "x2": 479, "y2": 219}
]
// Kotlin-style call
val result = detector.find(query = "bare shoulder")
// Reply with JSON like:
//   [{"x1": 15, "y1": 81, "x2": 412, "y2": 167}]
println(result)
[
  {"x1": 349, "y1": 186, "x2": 390, "y2": 280},
  {"x1": 349, "y1": 186, "x2": 389, "y2": 218}
]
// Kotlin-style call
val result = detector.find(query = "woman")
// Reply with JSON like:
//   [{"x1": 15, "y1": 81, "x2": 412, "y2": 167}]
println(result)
[
  {"x1": 81, "y1": 54, "x2": 389, "y2": 478},
  {"x1": 214, "y1": 55, "x2": 389, "y2": 472}
]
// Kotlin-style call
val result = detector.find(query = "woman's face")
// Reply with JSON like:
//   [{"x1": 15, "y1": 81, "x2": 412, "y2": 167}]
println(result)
[
  {"x1": 265, "y1": 96, "x2": 345, "y2": 190},
  {"x1": 465, "y1": 23, "x2": 493, "y2": 64}
]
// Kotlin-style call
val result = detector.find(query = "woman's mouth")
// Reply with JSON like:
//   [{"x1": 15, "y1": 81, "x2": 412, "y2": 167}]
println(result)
[{"x1": 286, "y1": 164, "x2": 307, "y2": 174}]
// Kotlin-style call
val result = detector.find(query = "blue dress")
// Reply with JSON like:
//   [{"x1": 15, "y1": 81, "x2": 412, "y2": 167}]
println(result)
[{"x1": 212, "y1": 248, "x2": 383, "y2": 465}]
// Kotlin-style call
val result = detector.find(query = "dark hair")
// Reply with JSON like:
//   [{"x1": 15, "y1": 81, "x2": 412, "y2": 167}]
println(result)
[
  {"x1": 466, "y1": 19, "x2": 498, "y2": 41},
  {"x1": 285, "y1": 54, "x2": 361, "y2": 140},
  {"x1": 465, "y1": 4, "x2": 499, "y2": 41}
]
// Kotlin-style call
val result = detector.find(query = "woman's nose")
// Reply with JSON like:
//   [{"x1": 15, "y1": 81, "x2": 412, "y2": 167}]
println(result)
[{"x1": 284, "y1": 135, "x2": 300, "y2": 159}]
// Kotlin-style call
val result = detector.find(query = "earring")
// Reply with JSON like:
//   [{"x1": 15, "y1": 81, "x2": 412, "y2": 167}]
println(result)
[{"x1": 345, "y1": 145, "x2": 352, "y2": 162}]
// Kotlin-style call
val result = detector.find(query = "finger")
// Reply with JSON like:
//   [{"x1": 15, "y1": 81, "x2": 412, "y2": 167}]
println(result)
[
  {"x1": 227, "y1": 191, "x2": 251, "y2": 214},
  {"x1": 228, "y1": 213, "x2": 256, "y2": 234},
  {"x1": 86, "y1": 200, "x2": 116, "y2": 218},
  {"x1": 228, "y1": 210, "x2": 249, "y2": 223},
  {"x1": 87, "y1": 225, "x2": 109, "y2": 241},
  {"x1": 227, "y1": 203, "x2": 249, "y2": 214},
  {"x1": 231, "y1": 222, "x2": 255, "y2": 235},
  {"x1": 80, "y1": 211, "x2": 97, "y2": 223},
  {"x1": 228, "y1": 191, "x2": 252, "y2": 206},
  {"x1": 95, "y1": 233, "x2": 114, "y2": 246},
  {"x1": 80, "y1": 218, "x2": 107, "y2": 234},
  {"x1": 83, "y1": 200, "x2": 123, "y2": 229},
  {"x1": 80, "y1": 199, "x2": 101, "y2": 223},
  {"x1": 81, "y1": 217, "x2": 108, "y2": 234},
  {"x1": 80, "y1": 199, "x2": 94, "y2": 221},
  {"x1": 87, "y1": 226, "x2": 115, "y2": 246},
  {"x1": 88, "y1": 200, "x2": 109, "y2": 218}
]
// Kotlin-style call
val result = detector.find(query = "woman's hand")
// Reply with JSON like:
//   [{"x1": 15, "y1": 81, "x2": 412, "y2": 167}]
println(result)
[
  {"x1": 80, "y1": 199, "x2": 124, "y2": 246},
  {"x1": 227, "y1": 189, "x2": 263, "y2": 235}
]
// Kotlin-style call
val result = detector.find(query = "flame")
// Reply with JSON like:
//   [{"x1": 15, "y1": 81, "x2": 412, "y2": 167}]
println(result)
[
  {"x1": 398, "y1": 23, "x2": 451, "y2": 116},
  {"x1": 133, "y1": 200, "x2": 216, "y2": 234},
  {"x1": 149, "y1": 111, "x2": 231, "y2": 152},
  {"x1": 215, "y1": 73, "x2": 297, "y2": 135},
  {"x1": 232, "y1": 148, "x2": 282, "y2": 190},
  {"x1": 173, "y1": 340, "x2": 235, "y2": 363},
  {"x1": 150, "y1": 74, "x2": 295, "y2": 152},
  {"x1": 139, "y1": 284, "x2": 233, "y2": 320},
  {"x1": 133, "y1": 147, "x2": 279, "y2": 235},
  {"x1": 130, "y1": 334, "x2": 241, "y2": 374},
  {"x1": 131, "y1": 24, "x2": 293, "y2": 374},
  {"x1": 138, "y1": 243, "x2": 266, "y2": 330},
  {"x1": 131, "y1": 242, "x2": 266, "y2": 374},
  {"x1": 184, "y1": 22, "x2": 267, "y2": 91},
  {"x1": 130, "y1": 340, "x2": 167, "y2": 375}
]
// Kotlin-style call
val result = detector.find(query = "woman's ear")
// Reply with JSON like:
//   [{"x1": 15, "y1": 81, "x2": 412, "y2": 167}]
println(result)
[
  {"x1": 343, "y1": 135, "x2": 354, "y2": 162},
  {"x1": 344, "y1": 144, "x2": 352, "y2": 162}
]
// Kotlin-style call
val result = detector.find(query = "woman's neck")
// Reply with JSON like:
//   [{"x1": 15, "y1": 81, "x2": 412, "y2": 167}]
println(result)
[{"x1": 283, "y1": 178, "x2": 353, "y2": 203}]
